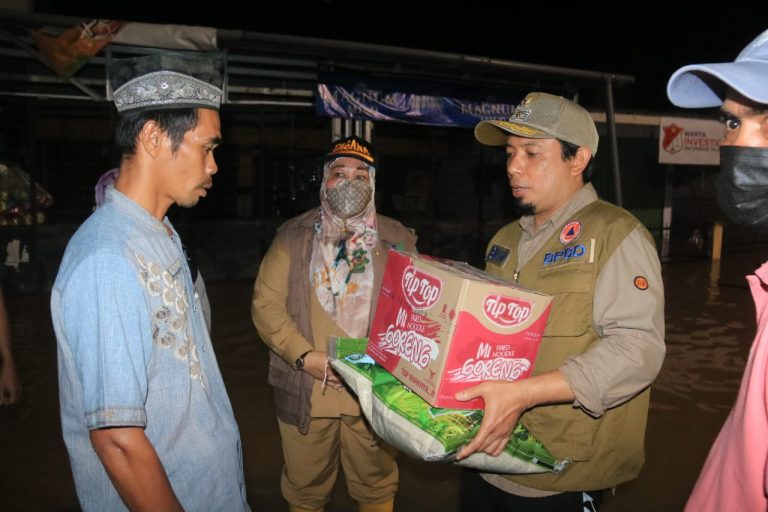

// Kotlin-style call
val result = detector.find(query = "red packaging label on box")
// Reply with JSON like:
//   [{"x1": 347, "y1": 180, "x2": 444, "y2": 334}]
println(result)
[{"x1": 367, "y1": 250, "x2": 552, "y2": 409}]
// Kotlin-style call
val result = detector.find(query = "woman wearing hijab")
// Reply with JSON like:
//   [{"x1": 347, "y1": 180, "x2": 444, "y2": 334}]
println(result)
[{"x1": 252, "y1": 135, "x2": 416, "y2": 512}]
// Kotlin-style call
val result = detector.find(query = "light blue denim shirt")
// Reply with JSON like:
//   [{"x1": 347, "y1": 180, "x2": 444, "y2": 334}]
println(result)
[{"x1": 52, "y1": 187, "x2": 249, "y2": 511}]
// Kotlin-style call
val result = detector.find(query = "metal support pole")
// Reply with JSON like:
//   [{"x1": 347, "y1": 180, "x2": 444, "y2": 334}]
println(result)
[
  {"x1": 711, "y1": 222, "x2": 723, "y2": 262},
  {"x1": 331, "y1": 118, "x2": 342, "y2": 142},
  {"x1": 331, "y1": 118, "x2": 373, "y2": 143},
  {"x1": 661, "y1": 165, "x2": 673, "y2": 260},
  {"x1": 604, "y1": 77, "x2": 622, "y2": 207}
]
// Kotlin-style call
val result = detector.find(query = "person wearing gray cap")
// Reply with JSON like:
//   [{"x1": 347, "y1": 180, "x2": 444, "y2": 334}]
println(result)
[
  {"x1": 455, "y1": 92, "x2": 665, "y2": 511},
  {"x1": 50, "y1": 53, "x2": 249, "y2": 511},
  {"x1": 667, "y1": 29, "x2": 768, "y2": 512}
]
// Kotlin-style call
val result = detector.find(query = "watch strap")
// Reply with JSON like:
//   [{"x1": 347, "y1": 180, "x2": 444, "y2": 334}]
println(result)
[{"x1": 294, "y1": 350, "x2": 312, "y2": 370}]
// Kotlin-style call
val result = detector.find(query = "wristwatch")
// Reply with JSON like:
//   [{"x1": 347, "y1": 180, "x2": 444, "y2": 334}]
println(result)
[{"x1": 294, "y1": 350, "x2": 312, "y2": 370}]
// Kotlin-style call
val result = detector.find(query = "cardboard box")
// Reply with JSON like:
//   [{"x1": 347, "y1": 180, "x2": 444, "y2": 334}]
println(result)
[{"x1": 366, "y1": 250, "x2": 552, "y2": 409}]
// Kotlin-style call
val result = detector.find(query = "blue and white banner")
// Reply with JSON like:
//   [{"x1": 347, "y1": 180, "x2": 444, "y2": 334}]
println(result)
[{"x1": 316, "y1": 76, "x2": 521, "y2": 128}]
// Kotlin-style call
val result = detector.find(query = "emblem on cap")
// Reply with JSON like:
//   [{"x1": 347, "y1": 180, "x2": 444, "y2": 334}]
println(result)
[
  {"x1": 509, "y1": 94, "x2": 535, "y2": 122},
  {"x1": 559, "y1": 221, "x2": 582, "y2": 245}
]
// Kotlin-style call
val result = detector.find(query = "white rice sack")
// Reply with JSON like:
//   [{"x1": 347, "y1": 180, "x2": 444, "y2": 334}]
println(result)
[{"x1": 328, "y1": 338, "x2": 569, "y2": 475}]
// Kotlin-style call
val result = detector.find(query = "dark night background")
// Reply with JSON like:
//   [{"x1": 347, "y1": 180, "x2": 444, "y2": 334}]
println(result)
[
  {"x1": 2, "y1": 6, "x2": 768, "y2": 512},
  {"x1": 3, "y1": 2, "x2": 767, "y2": 269},
  {"x1": 31, "y1": 1, "x2": 768, "y2": 111}
]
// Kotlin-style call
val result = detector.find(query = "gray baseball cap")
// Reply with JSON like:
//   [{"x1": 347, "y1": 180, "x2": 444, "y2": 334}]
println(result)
[{"x1": 474, "y1": 92, "x2": 599, "y2": 156}]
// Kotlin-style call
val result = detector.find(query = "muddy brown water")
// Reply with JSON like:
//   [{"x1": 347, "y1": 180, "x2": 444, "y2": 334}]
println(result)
[{"x1": 1, "y1": 250, "x2": 763, "y2": 511}]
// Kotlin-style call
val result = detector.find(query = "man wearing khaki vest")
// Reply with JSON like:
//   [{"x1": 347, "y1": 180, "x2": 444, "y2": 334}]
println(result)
[{"x1": 455, "y1": 92, "x2": 666, "y2": 511}]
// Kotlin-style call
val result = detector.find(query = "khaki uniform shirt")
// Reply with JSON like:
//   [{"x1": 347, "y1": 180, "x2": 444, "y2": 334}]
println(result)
[
  {"x1": 483, "y1": 184, "x2": 665, "y2": 496},
  {"x1": 253, "y1": 233, "x2": 360, "y2": 417}
]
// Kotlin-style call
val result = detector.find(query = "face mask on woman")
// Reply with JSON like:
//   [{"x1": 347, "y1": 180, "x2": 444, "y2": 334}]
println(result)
[
  {"x1": 325, "y1": 178, "x2": 372, "y2": 219},
  {"x1": 717, "y1": 146, "x2": 768, "y2": 227}
]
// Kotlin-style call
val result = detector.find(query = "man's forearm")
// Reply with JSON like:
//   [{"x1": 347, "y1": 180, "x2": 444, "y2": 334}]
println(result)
[{"x1": 90, "y1": 427, "x2": 183, "y2": 511}]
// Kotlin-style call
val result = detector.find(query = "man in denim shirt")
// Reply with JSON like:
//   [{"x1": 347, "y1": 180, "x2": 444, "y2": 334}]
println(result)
[{"x1": 51, "y1": 53, "x2": 249, "y2": 511}]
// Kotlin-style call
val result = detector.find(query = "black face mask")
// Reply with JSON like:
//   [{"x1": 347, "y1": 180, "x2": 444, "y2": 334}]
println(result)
[{"x1": 717, "y1": 146, "x2": 768, "y2": 227}]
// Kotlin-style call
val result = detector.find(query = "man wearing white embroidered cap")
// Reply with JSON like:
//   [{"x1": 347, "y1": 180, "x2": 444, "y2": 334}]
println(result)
[
  {"x1": 668, "y1": 29, "x2": 768, "y2": 511},
  {"x1": 51, "y1": 53, "x2": 249, "y2": 511},
  {"x1": 456, "y1": 92, "x2": 665, "y2": 511}
]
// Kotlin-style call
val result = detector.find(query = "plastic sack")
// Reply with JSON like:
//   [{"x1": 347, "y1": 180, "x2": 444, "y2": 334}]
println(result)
[{"x1": 329, "y1": 337, "x2": 570, "y2": 475}]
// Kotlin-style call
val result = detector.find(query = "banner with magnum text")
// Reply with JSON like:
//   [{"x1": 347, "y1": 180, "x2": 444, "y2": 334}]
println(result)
[{"x1": 316, "y1": 75, "x2": 522, "y2": 128}]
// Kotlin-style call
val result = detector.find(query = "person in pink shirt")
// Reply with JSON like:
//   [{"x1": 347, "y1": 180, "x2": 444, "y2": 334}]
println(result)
[{"x1": 667, "y1": 28, "x2": 768, "y2": 511}]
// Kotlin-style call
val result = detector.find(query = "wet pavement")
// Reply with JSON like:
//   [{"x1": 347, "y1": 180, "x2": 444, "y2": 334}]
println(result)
[{"x1": 1, "y1": 249, "x2": 766, "y2": 511}]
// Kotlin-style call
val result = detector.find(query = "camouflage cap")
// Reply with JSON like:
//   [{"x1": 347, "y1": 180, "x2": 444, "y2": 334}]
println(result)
[{"x1": 474, "y1": 92, "x2": 599, "y2": 156}]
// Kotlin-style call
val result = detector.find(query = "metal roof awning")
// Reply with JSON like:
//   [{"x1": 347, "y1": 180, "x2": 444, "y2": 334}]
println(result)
[
  {"x1": 0, "y1": 7, "x2": 636, "y2": 205},
  {"x1": 0, "y1": 8, "x2": 634, "y2": 106}
]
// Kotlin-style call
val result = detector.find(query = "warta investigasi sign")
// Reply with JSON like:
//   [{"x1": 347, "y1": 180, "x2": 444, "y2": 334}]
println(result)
[{"x1": 658, "y1": 117, "x2": 725, "y2": 165}]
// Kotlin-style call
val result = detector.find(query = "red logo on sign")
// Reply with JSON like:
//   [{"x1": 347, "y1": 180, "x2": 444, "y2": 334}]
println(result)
[
  {"x1": 483, "y1": 294, "x2": 532, "y2": 327},
  {"x1": 401, "y1": 265, "x2": 442, "y2": 310},
  {"x1": 662, "y1": 123, "x2": 684, "y2": 154}
]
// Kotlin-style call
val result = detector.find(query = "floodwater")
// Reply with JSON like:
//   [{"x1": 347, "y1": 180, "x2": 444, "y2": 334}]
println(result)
[{"x1": 0, "y1": 250, "x2": 764, "y2": 511}]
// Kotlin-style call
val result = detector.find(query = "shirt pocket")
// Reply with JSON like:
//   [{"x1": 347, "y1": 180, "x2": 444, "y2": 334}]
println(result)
[
  {"x1": 523, "y1": 404, "x2": 597, "y2": 462},
  {"x1": 267, "y1": 351, "x2": 300, "y2": 393},
  {"x1": 535, "y1": 263, "x2": 595, "y2": 338}
]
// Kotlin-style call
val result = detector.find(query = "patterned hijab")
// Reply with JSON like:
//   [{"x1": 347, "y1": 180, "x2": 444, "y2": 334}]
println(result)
[{"x1": 309, "y1": 158, "x2": 378, "y2": 338}]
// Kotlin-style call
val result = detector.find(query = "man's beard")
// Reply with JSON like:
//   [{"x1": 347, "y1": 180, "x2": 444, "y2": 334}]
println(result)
[{"x1": 513, "y1": 197, "x2": 536, "y2": 217}]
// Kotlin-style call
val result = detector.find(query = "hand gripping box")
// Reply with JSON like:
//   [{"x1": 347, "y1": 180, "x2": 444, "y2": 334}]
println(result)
[{"x1": 366, "y1": 250, "x2": 552, "y2": 410}]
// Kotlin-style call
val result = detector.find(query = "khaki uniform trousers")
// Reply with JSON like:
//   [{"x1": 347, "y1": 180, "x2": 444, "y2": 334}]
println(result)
[{"x1": 278, "y1": 415, "x2": 398, "y2": 509}]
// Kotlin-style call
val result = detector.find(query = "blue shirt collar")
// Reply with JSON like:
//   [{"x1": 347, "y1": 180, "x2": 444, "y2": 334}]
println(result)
[{"x1": 105, "y1": 186, "x2": 171, "y2": 236}]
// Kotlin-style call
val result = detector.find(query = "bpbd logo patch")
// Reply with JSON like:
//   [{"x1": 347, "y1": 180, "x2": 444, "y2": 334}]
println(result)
[
  {"x1": 543, "y1": 244, "x2": 586, "y2": 265},
  {"x1": 559, "y1": 220, "x2": 582, "y2": 245}
]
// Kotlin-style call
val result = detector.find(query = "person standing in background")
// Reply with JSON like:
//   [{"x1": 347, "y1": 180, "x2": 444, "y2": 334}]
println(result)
[
  {"x1": 252, "y1": 135, "x2": 416, "y2": 512},
  {"x1": 667, "y1": 28, "x2": 768, "y2": 512},
  {"x1": 0, "y1": 287, "x2": 21, "y2": 405}
]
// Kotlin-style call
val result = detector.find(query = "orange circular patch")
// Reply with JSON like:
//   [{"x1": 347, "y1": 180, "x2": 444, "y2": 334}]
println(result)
[{"x1": 634, "y1": 276, "x2": 649, "y2": 290}]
